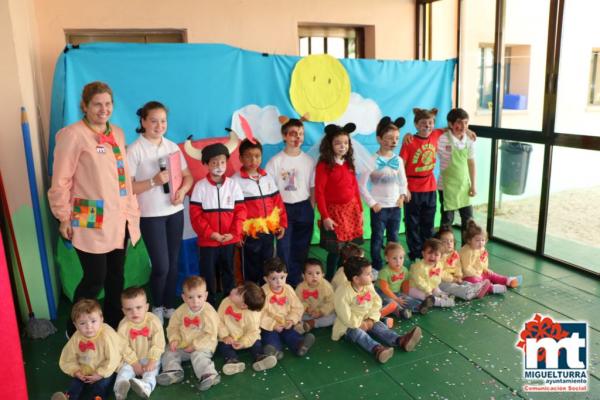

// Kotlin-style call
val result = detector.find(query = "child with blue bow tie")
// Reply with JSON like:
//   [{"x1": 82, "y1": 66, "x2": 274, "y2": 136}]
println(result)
[{"x1": 358, "y1": 117, "x2": 408, "y2": 271}]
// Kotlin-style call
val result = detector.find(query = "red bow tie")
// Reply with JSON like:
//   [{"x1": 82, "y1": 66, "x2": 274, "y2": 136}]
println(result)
[
  {"x1": 129, "y1": 326, "x2": 150, "y2": 340},
  {"x1": 302, "y1": 289, "x2": 319, "y2": 300},
  {"x1": 184, "y1": 316, "x2": 201, "y2": 328},
  {"x1": 447, "y1": 251, "x2": 459, "y2": 266},
  {"x1": 391, "y1": 273, "x2": 405, "y2": 282},
  {"x1": 225, "y1": 305, "x2": 242, "y2": 321},
  {"x1": 356, "y1": 292, "x2": 371, "y2": 305},
  {"x1": 429, "y1": 267, "x2": 441, "y2": 277},
  {"x1": 270, "y1": 295, "x2": 286, "y2": 305},
  {"x1": 98, "y1": 132, "x2": 117, "y2": 147},
  {"x1": 79, "y1": 340, "x2": 95, "y2": 352},
  {"x1": 480, "y1": 250, "x2": 488, "y2": 262}
]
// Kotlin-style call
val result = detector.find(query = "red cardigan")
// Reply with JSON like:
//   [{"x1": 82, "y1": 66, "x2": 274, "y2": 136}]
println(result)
[{"x1": 314, "y1": 160, "x2": 362, "y2": 220}]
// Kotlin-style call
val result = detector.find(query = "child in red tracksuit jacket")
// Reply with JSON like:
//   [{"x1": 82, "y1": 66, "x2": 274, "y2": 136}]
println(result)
[
  {"x1": 233, "y1": 139, "x2": 288, "y2": 285},
  {"x1": 190, "y1": 143, "x2": 247, "y2": 305}
]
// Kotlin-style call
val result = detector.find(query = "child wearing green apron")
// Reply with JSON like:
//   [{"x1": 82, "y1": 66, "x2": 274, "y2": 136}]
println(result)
[{"x1": 437, "y1": 108, "x2": 476, "y2": 245}]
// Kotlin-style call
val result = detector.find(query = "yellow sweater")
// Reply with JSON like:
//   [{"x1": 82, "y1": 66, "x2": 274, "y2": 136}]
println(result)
[
  {"x1": 166, "y1": 302, "x2": 219, "y2": 353},
  {"x1": 331, "y1": 267, "x2": 348, "y2": 292},
  {"x1": 295, "y1": 279, "x2": 335, "y2": 316},
  {"x1": 217, "y1": 297, "x2": 261, "y2": 349},
  {"x1": 459, "y1": 245, "x2": 489, "y2": 278},
  {"x1": 117, "y1": 312, "x2": 165, "y2": 364},
  {"x1": 260, "y1": 284, "x2": 304, "y2": 331},
  {"x1": 332, "y1": 281, "x2": 381, "y2": 341},
  {"x1": 59, "y1": 323, "x2": 124, "y2": 377},
  {"x1": 409, "y1": 260, "x2": 443, "y2": 295},
  {"x1": 440, "y1": 250, "x2": 463, "y2": 283}
]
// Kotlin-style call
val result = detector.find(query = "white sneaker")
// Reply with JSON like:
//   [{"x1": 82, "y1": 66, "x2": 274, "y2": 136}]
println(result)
[
  {"x1": 434, "y1": 296, "x2": 455, "y2": 307},
  {"x1": 164, "y1": 307, "x2": 176, "y2": 319},
  {"x1": 152, "y1": 307, "x2": 164, "y2": 325},
  {"x1": 130, "y1": 377, "x2": 152, "y2": 399},
  {"x1": 114, "y1": 380, "x2": 130, "y2": 400},
  {"x1": 492, "y1": 284, "x2": 507, "y2": 294}
]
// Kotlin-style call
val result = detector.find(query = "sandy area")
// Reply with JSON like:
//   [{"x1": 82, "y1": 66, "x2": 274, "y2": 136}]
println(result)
[{"x1": 474, "y1": 186, "x2": 600, "y2": 247}]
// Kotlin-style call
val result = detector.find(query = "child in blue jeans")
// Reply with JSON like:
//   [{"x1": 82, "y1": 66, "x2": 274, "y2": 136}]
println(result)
[
  {"x1": 260, "y1": 257, "x2": 316, "y2": 360},
  {"x1": 375, "y1": 242, "x2": 434, "y2": 320},
  {"x1": 332, "y1": 256, "x2": 422, "y2": 364},
  {"x1": 359, "y1": 117, "x2": 408, "y2": 270}
]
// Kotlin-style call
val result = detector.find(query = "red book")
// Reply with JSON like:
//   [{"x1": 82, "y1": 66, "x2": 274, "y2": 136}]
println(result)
[{"x1": 167, "y1": 151, "x2": 183, "y2": 202}]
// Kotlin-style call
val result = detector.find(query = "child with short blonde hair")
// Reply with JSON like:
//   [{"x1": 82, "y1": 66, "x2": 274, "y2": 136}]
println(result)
[
  {"x1": 408, "y1": 239, "x2": 455, "y2": 307},
  {"x1": 332, "y1": 256, "x2": 422, "y2": 364},
  {"x1": 157, "y1": 276, "x2": 220, "y2": 391},
  {"x1": 376, "y1": 242, "x2": 432, "y2": 319},
  {"x1": 459, "y1": 220, "x2": 521, "y2": 294},
  {"x1": 217, "y1": 282, "x2": 278, "y2": 375},
  {"x1": 295, "y1": 258, "x2": 335, "y2": 333},
  {"x1": 260, "y1": 257, "x2": 316, "y2": 360},
  {"x1": 114, "y1": 287, "x2": 165, "y2": 400},
  {"x1": 52, "y1": 299, "x2": 123, "y2": 400},
  {"x1": 436, "y1": 226, "x2": 490, "y2": 300}
]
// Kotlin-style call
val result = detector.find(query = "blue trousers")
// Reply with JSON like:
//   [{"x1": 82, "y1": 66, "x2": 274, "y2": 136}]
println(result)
[
  {"x1": 65, "y1": 375, "x2": 114, "y2": 400},
  {"x1": 218, "y1": 340, "x2": 265, "y2": 362},
  {"x1": 404, "y1": 191, "x2": 436, "y2": 260},
  {"x1": 376, "y1": 288, "x2": 423, "y2": 312},
  {"x1": 198, "y1": 244, "x2": 235, "y2": 305},
  {"x1": 243, "y1": 233, "x2": 275, "y2": 285},
  {"x1": 140, "y1": 210, "x2": 184, "y2": 308},
  {"x1": 261, "y1": 328, "x2": 304, "y2": 355},
  {"x1": 276, "y1": 200, "x2": 314, "y2": 286},
  {"x1": 370, "y1": 207, "x2": 401, "y2": 270},
  {"x1": 344, "y1": 321, "x2": 400, "y2": 353}
]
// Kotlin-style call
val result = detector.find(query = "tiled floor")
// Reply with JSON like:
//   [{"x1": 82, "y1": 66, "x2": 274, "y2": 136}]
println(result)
[{"x1": 23, "y1": 240, "x2": 599, "y2": 399}]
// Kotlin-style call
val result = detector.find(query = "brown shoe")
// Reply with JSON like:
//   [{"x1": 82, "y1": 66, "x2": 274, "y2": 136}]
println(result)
[
  {"x1": 418, "y1": 296, "x2": 435, "y2": 315},
  {"x1": 372, "y1": 344, "x2": 394, "y2": 363},
  {"x1": 398, "y1": 326, "x2": 422, "y2": 352}
]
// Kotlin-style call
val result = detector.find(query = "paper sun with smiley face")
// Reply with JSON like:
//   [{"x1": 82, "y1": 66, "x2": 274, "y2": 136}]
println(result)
[{"x1": 289, "y1": 54, "x2": 351, "y2": 122}]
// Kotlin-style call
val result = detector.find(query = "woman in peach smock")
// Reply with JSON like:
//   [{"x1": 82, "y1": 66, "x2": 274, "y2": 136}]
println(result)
[{"x1": 48, "y1": 81, "x2": 140, "y2": 333}]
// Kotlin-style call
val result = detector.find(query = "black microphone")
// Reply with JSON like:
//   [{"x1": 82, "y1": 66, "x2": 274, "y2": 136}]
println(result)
[{"x1": 158, "y1": 158, "x2": 170, "y2": 194}]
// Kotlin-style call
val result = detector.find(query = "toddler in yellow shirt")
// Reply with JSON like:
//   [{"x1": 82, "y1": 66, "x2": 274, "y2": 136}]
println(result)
[
  {"x1": 408, "y1": 239, "x2": 455, "y2": 307},
  {"x1": 52, "y1": 299, "x2": 123, "y2": 400},
  {"x1": 261, "y1": 257, "x2": 316, "y2": 360},
  {"x1": 157, "y1": 276, "x2": 220, "y2": 391},
  {"x1": 114, "y1": 287, "x2": 165, "y2": 400},
  {"x1": 436, "y1": 226, "x2": 491, "y2": 300},
  {"x1": 217, "y1": 282, "x2": 278, "y2": 375},
  {"x1": 332, "y1": 256, "x2": 422, "y2": 364},
  {"x1": 295, "y1": 258, "x2": 335, "y2": 333},
  {"x1": 459, "y1": 220, "x2": 521, "y2": 294}
]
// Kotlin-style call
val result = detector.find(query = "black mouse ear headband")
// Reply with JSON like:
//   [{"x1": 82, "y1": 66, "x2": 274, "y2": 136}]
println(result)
[{"x1": 324, "y1": 123, "x2": 356, "y2": 136}]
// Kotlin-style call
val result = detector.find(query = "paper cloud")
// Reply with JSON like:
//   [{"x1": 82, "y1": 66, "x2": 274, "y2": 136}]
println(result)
[
  {"x1": 326, "y1": 92, "x2": 382, "y2": 135},
  {"x1": 231, "y1": 105, "x2": 282, "y2": 145}
]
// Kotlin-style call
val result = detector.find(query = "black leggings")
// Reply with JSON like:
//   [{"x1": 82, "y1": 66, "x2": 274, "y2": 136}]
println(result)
[{"x1": 68, "y1": 230, "x2": 129, "y2": 334}]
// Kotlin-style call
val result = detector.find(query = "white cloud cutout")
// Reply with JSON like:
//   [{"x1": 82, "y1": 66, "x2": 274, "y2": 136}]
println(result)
[
  {"x1": 326, "y1": 92, "x2": 382, "y2": 135},
  {"x1": 231, "y1": 105, "x2": 282, "y2": 145}
]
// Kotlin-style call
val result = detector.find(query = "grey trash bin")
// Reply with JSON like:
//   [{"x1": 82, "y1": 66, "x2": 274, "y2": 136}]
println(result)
[{"x1": 499, "y1": 141, "x2": 533, "y2": 195}]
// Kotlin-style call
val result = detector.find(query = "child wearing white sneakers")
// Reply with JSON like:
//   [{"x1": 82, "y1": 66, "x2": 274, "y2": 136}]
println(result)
[
  {"x1": 157, "y1": 276, "x2": 220, "y2": 392},
  {"x1": 460, "y1": 220, "x2": 522, "y2": 295},
  {"x1": 114, "y1": 287, "x2": 165, "y2": 400},
  {"x1": 408, "y1": 239, "x2": 455, "y2": 308}
]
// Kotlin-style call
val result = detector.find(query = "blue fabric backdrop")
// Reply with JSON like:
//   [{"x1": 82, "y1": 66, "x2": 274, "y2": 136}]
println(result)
[
  {"x1": 49, "y1": 43, "x2": 456, "y2": 168},
  {"x1": 48, "y1": 43, "x2": 456, "y2": 294}
]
